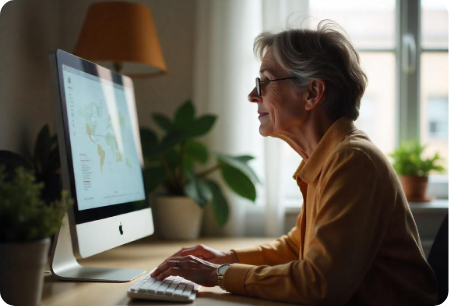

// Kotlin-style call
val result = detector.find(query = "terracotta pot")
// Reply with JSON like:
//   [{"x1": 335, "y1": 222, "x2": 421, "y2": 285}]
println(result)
[
  {"x1": 151, "y1": 196, "x2": 203, "y2": 240},
  {"x1": 400, "y1": 175, "x2": 430, "y2": 202},
  {"x1": 0, "y1": 238, "x2": 50, "y2": 306}
]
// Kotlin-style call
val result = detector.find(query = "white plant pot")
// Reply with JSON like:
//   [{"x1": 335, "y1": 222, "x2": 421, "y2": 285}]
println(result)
[
  {"x1": 152, "y1": 196, "x2": 203, "y2": 240},
  {"x1": 0, "y1": 238, "x2": 50, "y2": 306}
]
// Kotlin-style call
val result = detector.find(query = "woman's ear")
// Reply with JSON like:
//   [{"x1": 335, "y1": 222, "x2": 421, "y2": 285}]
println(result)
[{"x1": 305, "y1": 79, "x2": 326, "y2": 110}]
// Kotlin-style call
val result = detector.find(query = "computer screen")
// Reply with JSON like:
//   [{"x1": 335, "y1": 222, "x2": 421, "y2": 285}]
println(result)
[
  {"x1": 49, "y1": 50, "x2": 153, "y2": 274},
  {"x1": 61, "y1": 65, "x2": 145, "y2": 211}
]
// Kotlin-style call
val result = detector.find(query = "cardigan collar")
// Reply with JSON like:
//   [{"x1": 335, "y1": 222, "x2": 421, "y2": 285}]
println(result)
[{"x1": 292, "y1": 116, "x2": 357, "y2": 184}]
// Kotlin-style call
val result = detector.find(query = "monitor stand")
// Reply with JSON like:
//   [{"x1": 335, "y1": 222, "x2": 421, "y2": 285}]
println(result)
[{"x1": 49, "y1": 214, "x2": 146, "y2": 282}]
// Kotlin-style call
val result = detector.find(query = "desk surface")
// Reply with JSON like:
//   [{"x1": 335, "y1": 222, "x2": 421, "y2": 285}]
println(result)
[{"x1": 42, "y1": 237, "x2": 298, "y2": 306}]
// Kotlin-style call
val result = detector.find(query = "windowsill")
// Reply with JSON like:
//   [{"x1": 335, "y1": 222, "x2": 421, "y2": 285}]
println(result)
[
  {"x1": 408, "y1": 199, "x2": 448, "y2": 212},
  {"x1": 284, "y1": 199, "x2": 447, "y2": 256},
  {"x1": 285, "y1": 198, "x2": 448, "y2": 215}
]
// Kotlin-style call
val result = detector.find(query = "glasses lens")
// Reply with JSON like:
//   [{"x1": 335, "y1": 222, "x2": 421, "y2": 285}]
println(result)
[{"x1": 256, "y1": 77, "x2": 261, "y2": 96}]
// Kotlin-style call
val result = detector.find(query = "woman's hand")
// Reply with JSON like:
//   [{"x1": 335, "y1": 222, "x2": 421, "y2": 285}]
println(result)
[
  {"x1": 150, "y1": 255, "x2": 220, "y2": 287},
  {"x1": 150, "y1": 245, "x2": 239, "y2": 287},
  {"x1": 162, "y1": 244, "x2": 239, "y2": 265}
]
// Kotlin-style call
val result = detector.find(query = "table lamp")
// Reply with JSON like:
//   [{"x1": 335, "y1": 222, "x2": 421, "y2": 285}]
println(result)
[{"x1": 73, "y1": 1, "x2": 167, "y2": 78}]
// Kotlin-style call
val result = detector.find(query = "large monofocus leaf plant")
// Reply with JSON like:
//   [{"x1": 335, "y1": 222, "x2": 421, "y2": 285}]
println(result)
[{"x1": 140, "y1": 100, "x2": 260, "y2": 227}]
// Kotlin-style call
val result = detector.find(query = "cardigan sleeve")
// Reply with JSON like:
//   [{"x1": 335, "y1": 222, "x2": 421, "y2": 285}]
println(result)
[{"x1": 231, "y1": 226, "x2": 301, "y2": 266}]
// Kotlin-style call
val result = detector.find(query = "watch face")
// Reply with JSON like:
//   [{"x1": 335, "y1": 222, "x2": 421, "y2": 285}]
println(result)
[{"x1": 218, "y1": 264, "x2": 231, "y2": 275}]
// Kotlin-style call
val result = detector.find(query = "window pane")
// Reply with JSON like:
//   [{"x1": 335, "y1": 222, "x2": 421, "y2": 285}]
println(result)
[
  {"x1": 309, "y1": 0, "x2": 395, "y2": 49},
  {"x1": 420, "y1": 52, "x2": 448, "y2": 174},
  {"x1": 358, "y1": 52, "x2": 396, "y2": 154},
  {"x1": 421, "y1": 0, "x2": 448, "y2": 49}
]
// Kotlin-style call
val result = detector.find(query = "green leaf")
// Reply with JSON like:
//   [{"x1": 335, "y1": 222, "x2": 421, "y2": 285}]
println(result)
[
  {"x1": 214, "y1": 152, "x2": 260, "y2": 184},
  {"x1": 0, "y1": 151, "x2": 33, "y2": 180},
  {"x1": 206, "y1": 180, "x2": 229, "y2": 227},
  {"x1": 220, "y1": 165, "x2": 256, "y2": 201},
  {"x1": 152, "y1": 113, "x2": 174, "y2": 132},
  {"x1": 185, "y1": 140, "x2": 209, "y2": 165},
  {"x1": 163, "y1": 148, "x2": 180, "y2": 169},
  {"x1": 185, "y1": 115, "x2": 217, "y2": 138},
  {"x1": 34, "y1": 125, "x2": 51, "y2": 174},
  {"x1": 234, "y1": 155, "x2": 255, "y2": 163},
  {"x1": 183, "y1": 171, "x2": 212, "y2": 207},
  {"x1": 44, "y1": 133, "x2": 60, "y2": 173},
  {"x1": 159, "y1": 130, "x2": 186, "y2": 153},
  {"x1": 46, "y1": 147, "x2": 61, "y2": 175},
  {"x1": 0, "y1": 167, "x2": 73, "y2": 242},
  {"x1": 390, "y1": 141, "x2": 446, "y2": 176},
  {"x1": 143, "y1": 166, "x2": 166, "y2": 193},
  {"x1": 174, "y1": 100, "x2": 195, "y2": 129},
  {"x1": 140, "y1": 127, "x2": 159, "y2": 157}
]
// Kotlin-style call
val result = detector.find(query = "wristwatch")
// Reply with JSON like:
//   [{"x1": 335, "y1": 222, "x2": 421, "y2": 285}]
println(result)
[{"x1": 217, "y1": 263, "x2": 231, "y2": 290}]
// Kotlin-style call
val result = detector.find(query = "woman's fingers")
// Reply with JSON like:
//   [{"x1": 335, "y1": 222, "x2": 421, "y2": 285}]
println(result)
[
  {"x1": 167, "y1": 245, "x2": 202, "y2": 260},
  {"x1": 151, "y1": 258, "x2": 180, "y2": 277},
  {"x1": 156, "y1": 267, "x2": 185, "y2": 281},
  {"x1": 151, "y1": 255, "x2": 219, "y2": 287}
]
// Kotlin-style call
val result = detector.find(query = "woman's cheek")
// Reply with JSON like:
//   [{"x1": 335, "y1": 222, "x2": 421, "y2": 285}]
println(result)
[{"x1": 268, "y1": 85, "x2": 284, "y2": 125}]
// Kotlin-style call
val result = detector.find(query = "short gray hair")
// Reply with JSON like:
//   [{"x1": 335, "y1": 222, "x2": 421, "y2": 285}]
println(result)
[{"x1": 254, "y1": 20, "x2": 367, "y2": 121}]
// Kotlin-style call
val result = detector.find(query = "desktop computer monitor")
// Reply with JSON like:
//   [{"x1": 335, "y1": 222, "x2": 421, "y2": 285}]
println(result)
[{"x1": 48, "y1": 49, "x2": 154, "y2": 282}]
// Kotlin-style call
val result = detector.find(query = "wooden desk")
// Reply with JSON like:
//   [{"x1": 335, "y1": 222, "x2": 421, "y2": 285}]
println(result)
[{"x1": 42, "y1": 237, "x2": 298, "y2": 306}]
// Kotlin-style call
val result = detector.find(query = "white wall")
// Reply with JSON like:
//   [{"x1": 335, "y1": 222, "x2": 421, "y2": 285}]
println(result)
[{"x1": 0, "y1": 0, "x2": 197, "y2": 156}]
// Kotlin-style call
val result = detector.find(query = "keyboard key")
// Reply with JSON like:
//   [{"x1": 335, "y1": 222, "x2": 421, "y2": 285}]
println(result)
[
  {"x1": 182, "y1": 284, "x2": 194, "y2": 297},
  {"x1": 138, "y1": 280, "x2": 155, "y2": 293},
  {"x1": 156, "y1": 280, "x2": 173, "y2": 294},
  {"x1": 127, "y1": 270, "x2": 201, "y2": 302},
  {"x1": 148, "y1": 281, "x2": 164, "y2": 293},
  {"x1": 174, "y1": 283, "x2": 187, "y2": 297},
  {"x1": 165, "y1": 281, "x2": 180, "y2": 296}
]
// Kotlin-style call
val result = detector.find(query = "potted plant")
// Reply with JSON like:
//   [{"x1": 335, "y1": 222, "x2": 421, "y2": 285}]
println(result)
[
  {"x1": 0, "y1": 166, "x2": 71, "y2": 306},
  {"x1": 390, "y1": 141, "x2": 445, "y2": 202},
  {"x1": 140, "y1": 100, "x2": 260, "y2": 239},
  {"x1": 0, "y1": 124, "x2": 61, "y2": 203}
]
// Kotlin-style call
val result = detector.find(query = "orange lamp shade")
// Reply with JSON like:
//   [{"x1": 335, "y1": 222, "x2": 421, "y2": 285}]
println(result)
[{"x1": 73, "y1": 2, "x2": 167, "y2": 78}]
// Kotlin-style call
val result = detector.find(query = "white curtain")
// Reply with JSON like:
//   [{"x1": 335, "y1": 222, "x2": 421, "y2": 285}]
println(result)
[{"x1": 194, "y1": 0, "x2": 308, "y2": 237}]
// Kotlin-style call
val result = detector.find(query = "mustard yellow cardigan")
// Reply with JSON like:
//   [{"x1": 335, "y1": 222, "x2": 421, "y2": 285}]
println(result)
[{"x1": 224, "y1": 117, "x2": 438, "y2": 306}]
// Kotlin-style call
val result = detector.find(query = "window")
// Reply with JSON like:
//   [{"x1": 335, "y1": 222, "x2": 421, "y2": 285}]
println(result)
[
  {"x1": 308, "y1": 0, "x2": 448, "y2": 170},
  {"x1": 309, "y1": 0, "x2": 397, "y2": 154},
  {"x1": 282, "y1": 0, "x2": 448, "y2": 208},
  {"x1": 420, "y1": 0, "x2": 448, "y2": 173}
]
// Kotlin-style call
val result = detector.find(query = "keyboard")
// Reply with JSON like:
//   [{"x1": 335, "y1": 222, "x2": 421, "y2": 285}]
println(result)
[{"x1": 127, "y1": 270, "x2": 201, "y2": 302}]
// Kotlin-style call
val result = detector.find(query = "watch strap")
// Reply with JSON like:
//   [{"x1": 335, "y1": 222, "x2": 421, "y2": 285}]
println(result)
[{"x1": 217, "y1": 264, "x2": 231, "y2": 290}]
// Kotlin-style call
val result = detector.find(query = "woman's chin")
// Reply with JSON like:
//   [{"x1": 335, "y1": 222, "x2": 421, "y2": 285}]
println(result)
[{"x1": 259, "y1": 125, "x2": 272, "y2": 137}]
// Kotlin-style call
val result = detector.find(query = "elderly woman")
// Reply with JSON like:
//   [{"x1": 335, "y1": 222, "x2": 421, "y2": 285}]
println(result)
[{"x1": 152, "y1": 21, "x2": 438, "y2": 305}]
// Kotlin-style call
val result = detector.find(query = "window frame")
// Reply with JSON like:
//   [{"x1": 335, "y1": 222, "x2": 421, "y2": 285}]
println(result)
[
  {"x1": 285, "y1": 0, "x2": 448, "y2": 210},
  {"x1": 397, "y1": 0, "x2": 448, "y2": 199}
]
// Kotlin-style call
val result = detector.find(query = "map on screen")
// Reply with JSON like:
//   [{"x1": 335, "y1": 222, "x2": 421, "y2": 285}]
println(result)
[{"x1": 62, "y1": 65, "x2": 146, "y2": 211}]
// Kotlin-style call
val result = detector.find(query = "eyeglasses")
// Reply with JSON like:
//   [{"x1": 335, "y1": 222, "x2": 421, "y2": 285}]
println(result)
[{"x1": 255, "y1": 77, "x2": 296, "y2": 97}]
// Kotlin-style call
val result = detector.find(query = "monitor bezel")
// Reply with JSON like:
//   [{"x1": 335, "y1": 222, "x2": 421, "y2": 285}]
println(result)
[{"x1": 54, "y1": 49, "x2": 149, "y2": 225}]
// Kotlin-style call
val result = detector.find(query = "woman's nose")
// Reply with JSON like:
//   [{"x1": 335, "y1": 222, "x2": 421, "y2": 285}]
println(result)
[{"x1": 248, "y1": 87, "x2": 261, "y2": 103}]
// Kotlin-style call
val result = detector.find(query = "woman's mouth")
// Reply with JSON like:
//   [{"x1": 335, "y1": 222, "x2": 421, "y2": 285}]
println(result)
[{"x1": 258, "y1": 112, "x2": 269, "y2": 118}]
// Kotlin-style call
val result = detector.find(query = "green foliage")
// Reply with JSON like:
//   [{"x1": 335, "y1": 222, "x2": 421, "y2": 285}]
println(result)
[
  {"x1": 0, "y1": 125, "x2": 62, "y2": 204},
  {"x1": 140, "y1": 100, "x2": 259, "y2": 227},
  {"x1": 0, "y1": 166, "x2": 72, "y2": 242},
  {"x1": 390, "y1": 141, "x2": 445, "y2": 177},
  {"x1": 33, "y1": 124, "x2": 62, "y2": 203}
]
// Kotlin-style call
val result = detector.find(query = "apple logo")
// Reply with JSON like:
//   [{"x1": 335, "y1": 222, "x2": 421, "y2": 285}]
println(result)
[{"x1": 119, "y1": 222, "x2": 123, "y2": 235}]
